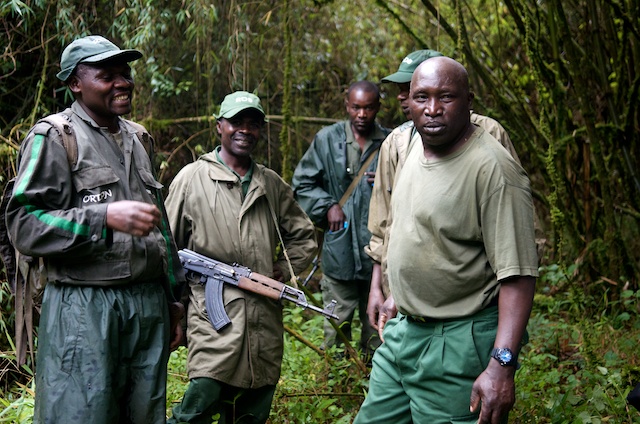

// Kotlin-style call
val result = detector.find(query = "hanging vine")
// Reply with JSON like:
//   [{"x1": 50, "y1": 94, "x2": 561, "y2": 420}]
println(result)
[{"x1": 278, "y1": 0, "x2": 294, "y2": 182}]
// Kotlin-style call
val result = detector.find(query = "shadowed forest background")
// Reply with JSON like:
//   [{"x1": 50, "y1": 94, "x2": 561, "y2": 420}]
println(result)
[{"x1": 1, "y1": 0, "x2": 639, "y2": 422}]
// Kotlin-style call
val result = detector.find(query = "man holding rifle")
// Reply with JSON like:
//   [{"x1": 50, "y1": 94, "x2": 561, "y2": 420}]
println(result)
[{"x1": 165, "y1": 91, "x2": 317, "y2": 424}]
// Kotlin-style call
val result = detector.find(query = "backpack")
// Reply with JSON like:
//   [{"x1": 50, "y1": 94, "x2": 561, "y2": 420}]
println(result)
[{"x1": 0, "y1": 111, "x2": 153, "y2": 366}]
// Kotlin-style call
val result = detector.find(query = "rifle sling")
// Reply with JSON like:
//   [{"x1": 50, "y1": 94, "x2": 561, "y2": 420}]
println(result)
[{"x1": 338, "y1": 146, "x2": 379, "y2": 207}]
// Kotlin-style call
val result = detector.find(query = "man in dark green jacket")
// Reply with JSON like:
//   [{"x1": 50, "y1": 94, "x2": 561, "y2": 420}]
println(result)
[
  {"x1": 292, "y1": 81, "x2": 390, "y2": 358},
  {"x1": 6, "y1": 35, "x2": 185, "y2": 424}
]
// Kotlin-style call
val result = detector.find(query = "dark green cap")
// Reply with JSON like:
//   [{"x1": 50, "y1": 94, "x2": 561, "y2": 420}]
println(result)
[
  {"x1": 381, "y1": 49, "x2": 444, "y2": 84},
  {"x1": 57, "y1": 35, "x2": 142, "y2": 82},
  {"x1": 217, "y1": 91, "x2": 265, "y2": 120}
]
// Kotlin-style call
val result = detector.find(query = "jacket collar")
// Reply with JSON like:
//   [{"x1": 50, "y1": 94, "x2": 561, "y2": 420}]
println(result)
[
  {"x1": 71, "y1": 101, "x2": 129, "y2": 135},
  {"x1": 369, "y1": 122, "x2": 390, "y2": 143},
  {"x1": 201, "y1": 151, "x2": 266, "y2": 188}
]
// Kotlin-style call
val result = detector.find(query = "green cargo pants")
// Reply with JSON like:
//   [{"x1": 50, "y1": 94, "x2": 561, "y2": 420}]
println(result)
[
  {"x1": 354, "y1": 306, "x2": 501, "y2": 424},
  {"x1": 34, "y1": 281, "x2": 170, "y2": 424}
]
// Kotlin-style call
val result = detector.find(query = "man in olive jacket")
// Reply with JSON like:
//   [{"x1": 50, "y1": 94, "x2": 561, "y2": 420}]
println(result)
[
  {"x1": 165, "y1": 91, "x2": 316, "y2": 424},
  {"x1": 292, "y1": 81, "x2": 390, "y2": 358}
]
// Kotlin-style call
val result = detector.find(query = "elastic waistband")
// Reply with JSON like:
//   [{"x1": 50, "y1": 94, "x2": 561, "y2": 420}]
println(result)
[{"x1": 407, "y1": 296, "x2": 499, "y2": 324}]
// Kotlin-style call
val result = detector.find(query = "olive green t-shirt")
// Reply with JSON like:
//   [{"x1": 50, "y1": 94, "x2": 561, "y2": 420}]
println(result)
[
  {"x1": 387, "y1": 126, "x2": 539, "y2": 318},
  {"x1": 215, "y1": 146, "x2": 254, "y2": 198}
]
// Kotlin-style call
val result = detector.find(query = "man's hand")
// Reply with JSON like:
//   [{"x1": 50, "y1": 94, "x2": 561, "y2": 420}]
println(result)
[
  {"x1": 168, "y1": 302, "x2": 185, "y2": 351},
  {"x1": 106, "y1": 200, "x2": 161, "y2": 236},
  {"x1": 327, "y1": 203, "x2": 346, "y2": 233},
  {"x1": 469, "y1": 275, "x2": 535, "y2": 422},
  {"x1": 367, "y1": 263, "x2": 399, "y2": 341},
  {"x1": 272, "y1": 264, "x2": 284, "y2": 282},
  {"x1": 367, "y1": 263, "x2": 385, "y2": 329},
  {"x1": 469, "y1": 360, "x2": 516, "y2": 423},
  {"x1": 367, "y1": 285, "x2": 385, "y2": 330},
  {"x1": 377, "y1": 295, "x2": 397, "y2": 342},
  {"x1": 364, "y1": 171, "x2": 376, "y2": 186}
]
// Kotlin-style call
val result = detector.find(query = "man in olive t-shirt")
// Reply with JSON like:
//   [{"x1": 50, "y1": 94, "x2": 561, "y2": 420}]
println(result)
[{"x1": 354, "y1": 57, "x2": 538, "y2": 424}]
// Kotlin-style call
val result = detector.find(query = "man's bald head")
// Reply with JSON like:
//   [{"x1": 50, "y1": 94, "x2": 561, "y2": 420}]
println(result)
[{"x1": 410, "y1": 56, "x2": 470, "y2": 97}]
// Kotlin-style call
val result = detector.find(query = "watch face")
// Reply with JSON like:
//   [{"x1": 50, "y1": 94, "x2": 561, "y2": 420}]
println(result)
[
  {"x1": 499, "y1": 350, "x2": 513, "y2": 363},
  {"x1": 492, "y1": 347, "x2": 516, "y2": 366}
]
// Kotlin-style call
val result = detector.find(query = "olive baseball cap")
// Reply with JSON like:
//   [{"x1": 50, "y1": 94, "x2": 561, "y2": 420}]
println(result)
[
  {"x1": 217, "y1": 91, "x2": 266, "y2": 121},
  {"x1": 381, "y1": 49, "x2": 444, "y2": 84},
  {"x1": 56, "y1": 35, "x2": 143, "y2": 82}
]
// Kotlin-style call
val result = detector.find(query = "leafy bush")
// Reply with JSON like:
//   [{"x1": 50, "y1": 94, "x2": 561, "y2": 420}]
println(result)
[
  {"x1": 3, "y1": 267, "x2": 640, "y2": 423},
  {"x1": 271, "y1": 302, "x2": 367, "y2": 423},
  {"x1": 513, "y1": 267, "x2": 640, "y2": 423}
]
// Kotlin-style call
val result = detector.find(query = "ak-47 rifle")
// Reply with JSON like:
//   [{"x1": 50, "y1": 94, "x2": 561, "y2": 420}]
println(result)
[{"x1": 178, "y1": 249, "x2": 339, "y2": 331}]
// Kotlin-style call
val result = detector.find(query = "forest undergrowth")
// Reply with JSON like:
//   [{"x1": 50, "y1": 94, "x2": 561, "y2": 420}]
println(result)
[{"x1": 1, "y1": 264, "x2": 639, "y2": 423}]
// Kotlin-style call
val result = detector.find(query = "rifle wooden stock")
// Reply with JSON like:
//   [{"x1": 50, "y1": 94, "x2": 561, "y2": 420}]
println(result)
[
  {"x1": 178, "y1": 249, "x2": 338, "y2": 331},
  {"x1": 237, "y1": 275, "x2": 284, "y2": 300}
]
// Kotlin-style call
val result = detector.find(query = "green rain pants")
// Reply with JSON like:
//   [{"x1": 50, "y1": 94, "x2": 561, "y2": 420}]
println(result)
[
  {"x1": 354, "y1": 306, "x2": 500, "y2": 424},
  {"x1": 33, "y1": 281, "x2": 170, "y2": 424}
]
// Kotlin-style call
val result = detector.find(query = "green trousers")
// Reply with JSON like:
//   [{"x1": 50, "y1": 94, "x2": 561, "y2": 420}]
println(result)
[
  {"x1": 34, "y1": 282, "x2": 170, "y2": 424},
  {"x1": 354, "y1": 306, "x2": 501, "y2": 424},
  {"x1": 168, "y1": 377, "x2": 276, "y2": 424},
  {"x1": 321, "y1": 274, "x2": 380, "y2": 354}
]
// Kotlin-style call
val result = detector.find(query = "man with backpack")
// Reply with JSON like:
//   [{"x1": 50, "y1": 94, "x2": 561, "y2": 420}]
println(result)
[{"x1": 5, "y1": 35, "x2": 185, "y2": 424}]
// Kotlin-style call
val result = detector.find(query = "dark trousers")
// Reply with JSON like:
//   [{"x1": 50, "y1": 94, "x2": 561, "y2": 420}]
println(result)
[
  {"x1": 168, "y1": 377, "x2": 276, "y2": 424},
  {"x1": 34, "y1": 282, "x2": 169, "y2": 424}
]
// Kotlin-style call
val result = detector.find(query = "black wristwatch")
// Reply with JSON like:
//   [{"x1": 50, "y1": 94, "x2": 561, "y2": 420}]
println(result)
[{"x1": 491, "y1": 347, "x2": 518, "y2": 367}]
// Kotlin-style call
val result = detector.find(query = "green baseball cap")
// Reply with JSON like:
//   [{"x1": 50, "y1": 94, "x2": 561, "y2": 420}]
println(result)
[
  {"x1": 217, "y1": 91, "x2": 266, "y2": 120},
  {"x1": 56, "y1": 35, "x2": 143, "y2": 82},
  {"x1": 381, "y1": 49, "x2": 444, "y2": 84}
]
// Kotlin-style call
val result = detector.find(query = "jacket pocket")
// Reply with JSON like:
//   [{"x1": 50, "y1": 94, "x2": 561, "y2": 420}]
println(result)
[
  {"x1": 63, "y1": 240, "x2": 132, "y2": 281},
  {"x1": 138, "y1": 167, "x2": 164, "y2": 191},
  {"x1": 72, "y1": 166, "x2": 119, "y2": 191},
  {"x1": 321, "y1": 225, "x2": 355, "y2": 280}
]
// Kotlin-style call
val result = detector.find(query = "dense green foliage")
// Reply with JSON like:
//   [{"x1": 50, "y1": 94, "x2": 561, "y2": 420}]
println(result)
[
  {"x1": 1, "y1": 276, "x2": 639, "y2": 422},
  {"x1": 2, "y1": 0, "x2": 638, "y2": 288},
  {"x1": 1, "y1": 0, "x2": 639, "y2": 422}
]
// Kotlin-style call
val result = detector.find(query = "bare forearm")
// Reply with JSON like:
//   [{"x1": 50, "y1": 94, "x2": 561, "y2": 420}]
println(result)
[
  {"x1": 367, "y1": 262, "x2": 385, "y2": 329},
  {"x1": 370, "y1": 262, "x2": 383, "y2": 293},
  {"x1": 470, "y1": 275, "x2": 536, "y2": 422},
  {"x1": 494, "y1": 275, "x2": 536, "y2": 355}
]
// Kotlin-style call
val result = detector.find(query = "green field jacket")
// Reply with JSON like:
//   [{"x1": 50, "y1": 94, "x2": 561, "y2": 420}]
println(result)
[
  {"x1": 6, "y1": 102, "x2": 185, "y2": 294},
  {"x1": 292, "y1": 121, "x2": 390, "y2": 282},
  {"x1": 165, "y1": 152, "x2": 316, "y2": 387}
]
